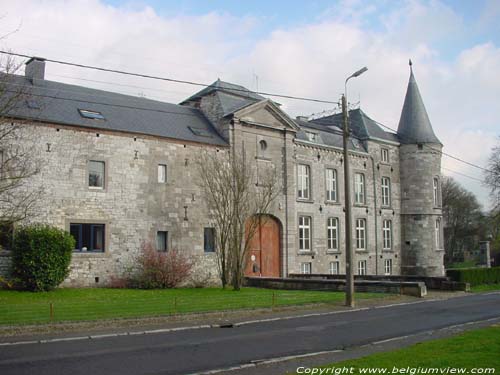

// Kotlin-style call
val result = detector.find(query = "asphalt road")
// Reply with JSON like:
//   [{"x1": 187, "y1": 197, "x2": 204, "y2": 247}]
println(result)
[{"x1": 0, "y1": 293, "x2": 499, "y2": 375}]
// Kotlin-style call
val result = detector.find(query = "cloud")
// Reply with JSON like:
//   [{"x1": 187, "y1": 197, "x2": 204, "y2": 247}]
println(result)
[{"x1": 1, "y1": 0, "x2": 498, "y2": 208}]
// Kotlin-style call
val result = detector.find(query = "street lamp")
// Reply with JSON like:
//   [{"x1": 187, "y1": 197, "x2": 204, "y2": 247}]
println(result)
[{"x1": 343, "y1": 66, "x2": 368, "y2": 308}]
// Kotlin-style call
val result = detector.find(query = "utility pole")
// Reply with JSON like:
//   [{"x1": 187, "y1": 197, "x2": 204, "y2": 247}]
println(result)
[
  {"x1": 343, "y1": 66, "x2": 368, "y2": 308},
  {"x1": 342, "y1": 94, "x2": 355, "y2": 308}
]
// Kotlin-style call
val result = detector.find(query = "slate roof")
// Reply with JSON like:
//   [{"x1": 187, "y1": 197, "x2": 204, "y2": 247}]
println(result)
[
  {"x1": 310, "y1": 108, "x2": 398, "y2": 144},
  {"x1": 397, "y1": 68, "x2": 441, "y2": 145},
  {"x1": 181, "y1": 79, "x2": 265, "y2": 104},
  {"x1": 0, "y1": 74, "x2": 228, "y2": 146}
]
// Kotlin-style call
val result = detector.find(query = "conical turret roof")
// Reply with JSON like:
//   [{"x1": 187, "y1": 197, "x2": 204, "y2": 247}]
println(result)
[{"x1": 397, "y1": 62, "x2": 441, "y2": 145}]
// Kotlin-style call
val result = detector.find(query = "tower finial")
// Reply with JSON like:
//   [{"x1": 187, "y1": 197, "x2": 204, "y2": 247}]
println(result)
[{"x1": 409, "y1": 59, "x2": 413, "y2": 72}]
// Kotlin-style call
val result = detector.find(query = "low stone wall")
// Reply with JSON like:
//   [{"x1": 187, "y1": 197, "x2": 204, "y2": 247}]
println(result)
[
  {"x1": 0, "y1": 251, "x2": 12, "y2": 279},
  {"x1": 245, "y1": 277, "x2": 427, "y2": 298},
  {"x1": 288, "y1": 274, "x2": 469, "y2": 291}
]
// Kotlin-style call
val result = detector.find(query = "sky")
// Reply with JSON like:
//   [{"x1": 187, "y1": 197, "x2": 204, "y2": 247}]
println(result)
[{"x1": 0, "y1": 0, "x2": 499, "y2": 209}]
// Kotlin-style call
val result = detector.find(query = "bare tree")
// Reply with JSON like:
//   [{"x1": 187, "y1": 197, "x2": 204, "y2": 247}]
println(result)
[
  {"x1": 0, "y1": 54, "x2": 42, "y2": 248},
  {"x1": 484, "y1": 140, "x2": 500, "y2": 212},
  {"x1": 196, "y1": 147, "x2": 280, "y2": 290}
]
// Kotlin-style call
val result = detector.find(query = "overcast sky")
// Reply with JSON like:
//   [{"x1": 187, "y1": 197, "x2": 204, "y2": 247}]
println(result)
[{"x1": 1, "y1": 0, "x2": 499, "y2": 209}]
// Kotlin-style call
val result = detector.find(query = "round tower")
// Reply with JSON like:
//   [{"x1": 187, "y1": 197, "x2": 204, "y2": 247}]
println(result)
[{"x1": 398, "y1": 61, "x2": 444, "y2": 277}]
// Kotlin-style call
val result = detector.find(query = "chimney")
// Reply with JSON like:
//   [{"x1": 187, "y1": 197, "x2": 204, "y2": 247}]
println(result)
[
  {"x1": 296, "y1": 116, "x2": 309, "y2": 122},
  {"x1": 25, "y1": 57, "x2": 46, "y2": 81}
]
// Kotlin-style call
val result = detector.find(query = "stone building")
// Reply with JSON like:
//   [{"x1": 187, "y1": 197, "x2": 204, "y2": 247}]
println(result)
[{"x1": 0, "y1": 57, "x2": 444, "y2": 287}]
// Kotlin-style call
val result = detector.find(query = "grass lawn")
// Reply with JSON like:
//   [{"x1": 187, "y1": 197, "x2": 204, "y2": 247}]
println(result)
[
  {"x1": 0, "y1": 287, "x2": 383, "y2": 326},
  {"x1": 446, "y1": 260, "x2": 477, "y2": 269},
  {"x1": 471, "y1": 283, "x2": 500, "y2": 292},
  {"x1": 314, "y1": 325, "x2": 500, "y2": 373}
]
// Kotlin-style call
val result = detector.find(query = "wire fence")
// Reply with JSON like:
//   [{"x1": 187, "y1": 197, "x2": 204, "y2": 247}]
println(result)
[{"x1": 0, "y1": 289, "x2": 356, "y2": 326}]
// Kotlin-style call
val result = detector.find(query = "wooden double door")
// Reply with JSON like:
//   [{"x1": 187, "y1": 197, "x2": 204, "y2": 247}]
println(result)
[{"x1": 244, "y1": 215, "x2": 281, "y2": 278}]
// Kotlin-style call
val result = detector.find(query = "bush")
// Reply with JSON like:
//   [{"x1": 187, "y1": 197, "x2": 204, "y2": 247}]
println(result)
[
  {"x1": 12, "y1": 225, "x2": 75, "y2": 291},
  {"x1": 130, "y1": 241, "x2": 193, "y2": 289},
  {"x1": 447, "y1": 267, "x2": 500, "y2": 286}
]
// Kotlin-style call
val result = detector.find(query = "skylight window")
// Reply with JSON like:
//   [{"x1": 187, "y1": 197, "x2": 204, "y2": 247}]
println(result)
[
  {"x1": 188, "y1": 126, "x2": 213, "y2": 138},
  {"x1": 25, "y1": 99, "x2": 41, "y2": 109},
  {"x1": 78, "y1": 109, "x2": 105, "y2": 120}
]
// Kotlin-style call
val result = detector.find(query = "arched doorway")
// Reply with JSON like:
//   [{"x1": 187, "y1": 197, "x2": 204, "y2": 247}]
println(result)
[{"x1": 244, "y1": 215, "x2": 281, "y2": 278}]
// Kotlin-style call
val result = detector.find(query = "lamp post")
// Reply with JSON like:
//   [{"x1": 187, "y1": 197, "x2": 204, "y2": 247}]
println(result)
[{"x1": 343, "y1": 66, "x2": 368, "y2": 308}]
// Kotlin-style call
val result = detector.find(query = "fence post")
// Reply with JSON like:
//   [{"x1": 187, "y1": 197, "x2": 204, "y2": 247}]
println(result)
[{"x1": 49, "y1": 302, "x2": 54, "y2": 322}]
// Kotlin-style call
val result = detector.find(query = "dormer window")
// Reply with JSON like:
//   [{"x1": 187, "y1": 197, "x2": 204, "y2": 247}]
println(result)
[
  {"x1": 79, "y1": 109, "x2": 105, "y2": 120},
  {"x1": 305, "y1": 131, "x2": 317, "y2": 142}
]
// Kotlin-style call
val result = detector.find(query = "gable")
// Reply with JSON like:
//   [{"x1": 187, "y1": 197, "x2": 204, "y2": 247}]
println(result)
[{"x1": 233, "y1": 100, "x2": 298, "y2": 132}]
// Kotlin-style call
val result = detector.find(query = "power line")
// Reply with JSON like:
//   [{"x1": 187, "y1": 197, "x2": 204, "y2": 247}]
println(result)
[
  {"x1": 441, "y1": 166, "x2": 485, "y2": 183},
  {"x1": 0, "y1": 50, "x2": 339, "y2": 105}
]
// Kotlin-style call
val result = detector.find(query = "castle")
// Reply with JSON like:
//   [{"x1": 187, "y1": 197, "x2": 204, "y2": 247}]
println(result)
[{"x1": 0, "y1": 57, "x2": 444, "y2": 286}]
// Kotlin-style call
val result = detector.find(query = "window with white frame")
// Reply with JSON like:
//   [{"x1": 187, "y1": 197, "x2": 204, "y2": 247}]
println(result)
[
  {"x1": 358, "y1": 260, "x2": 367, "y2": 275},
  {"x1": 355, "y1": 219, "x2": 366, "y2": 250},
  {"x1": 381, "y1": 177, "x2": 391, "y2": 207},
  {"x1": 326, "y1": 168, "x2": 337, "y2": 201},
  {"x1": 298, "y1": 216, "x2": 311, "y2": 251},
  {"x1": 301, "y1": 262, "x2": 312, "y2": 274},
  {"x1": 381, "y1": 148, "x2": 389, "y2": 163},
  {"x1": 433, "y1": 177, "x2": 440, "y2": 206},
  {"x1": 330, "y1": 261, "x2": 340, "y2": 275},
  {"x1": 384, "y1": 259, "x2": 392, "y2": 275},
  {"x1": 382, "y1": 220, "x2": 392, "y2": 250},
  {"x1": 354, "y1": 173, "x2": 365, "y2": 204},
  {"x1": 158, "y1": 164, "x2": 167, "y2": 183},
  {"x1": 435, "y1": 219, "x2": 442, "y2": 249},
  {"x1": 327, "y1": 217, "x2": 339, "y2": 251},
  {"x1": 297, "y1": 164, "x2": 310, "y2": 199},
  {"x1": 88, "y1": 160, "x2": 105, "y2": 189}
]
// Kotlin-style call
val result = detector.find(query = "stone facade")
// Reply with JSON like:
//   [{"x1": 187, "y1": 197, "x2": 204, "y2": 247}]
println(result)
[{"x1": 0, "y1": 62, "x2": 444, "y2": 286}]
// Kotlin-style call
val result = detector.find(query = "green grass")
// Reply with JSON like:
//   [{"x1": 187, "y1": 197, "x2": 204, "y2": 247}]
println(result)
[
  {"x1": 314, "y1": 326, "x2": 500, "y2": 373},
  {"x1": 0, "y1": 287, "x2": 383, "y2": 326},
  {"x1": 471, "y1": 283, "x2": 500, "y2": 292},
  {"x1": 446, "y1": 260, "x2": 477, "y2": 269}
]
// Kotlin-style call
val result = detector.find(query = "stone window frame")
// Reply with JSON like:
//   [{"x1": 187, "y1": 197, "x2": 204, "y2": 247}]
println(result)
[
  {"x1": 357, "y1": 259, "x2": 367, "y2": 275},
  {"x1": 87, "y1": 158, "x2": 108, "y2": 192},
  {"x1": 354, "y1": 172, "x2": 366, "y2": 205},
  {"x1": 298, "y1": 215, "x2": 313, "y2": 253},
  {"x1": 382, "y1": 219, "x2": 392, "y2": 250},
  {"x1": 329, "y1": 261, "x2": 340, "y2": 275},
  {"x1": 381, "y1": 176, "x2": 391, "y2": 207},
  {"x1": 156, "y1": 230, "x2": 168, "y2": 252},
  {"x1": 157, "y1": 164, "x2": 167, "y2": 184},
  {"x1": 384, "y1": 258, "x2": 392, "y2": 275},
  {"x1": 381, "y1": 148, "x2": 390, "y2": 163},
  {"x1": 204, "y1": 227, "x2": 216, "y2": 253},
  {"x1": 65, "y1": 219, "x2": 110, "y2": 257},
  {"x1": 433, "y1": 176, "x2": 441, "y2": 207},
  {"x1": 435, "y1": 218, "x2": 443, "y2": 250},
  {"x1": 355, "y1": 218, "x2": 367, "y2": 251},
  {"x1": 326, "y1": 217, "x2": 339, "y2": 252},
  {"x1": 297, "y1": 163, "x2": 312, "y2": 201},
  {"x1": 300, "y1": 262, "x2": 312, "y2": 274},
  {"x1": 325, "y1": 167, "x2": 338, "y2": 203}
]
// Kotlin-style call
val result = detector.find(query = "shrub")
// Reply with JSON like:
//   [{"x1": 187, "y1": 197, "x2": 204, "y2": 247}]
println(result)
[
  {"x1": 447, "y1": 267, "x2": 500, "y2": 286},
  {"x1": 12, "y1": 225, "x2": 75, "y2": 291},
  {"x1": 131, "y1": 241, "x2": 193, "y2": 289}
]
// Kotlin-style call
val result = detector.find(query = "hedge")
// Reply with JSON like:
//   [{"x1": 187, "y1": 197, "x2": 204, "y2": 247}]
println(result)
[
  {"x1": 446, "y1": 267, "x2": 500, "y2": 286},
  {"x1": 12, "y1": 225, "x2": 75, "y2": 291}
]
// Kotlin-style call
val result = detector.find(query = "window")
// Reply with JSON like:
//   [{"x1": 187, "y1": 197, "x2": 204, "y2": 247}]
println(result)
[
  {"x1": 305, "y1": 131, "x2": 317, "y2": 142},
  {"x1": 204, "y1": 227, "x2": 215, "y2": 253},
  {"x1": 297, "y1": 164, "x2": 310, "y2": 199},
  {"x1": 298, "y1": 216, "x2": 311, "y2": 251},
  {"x1": 330, "y1": 261, "x2": 340, "y2": 275},
  {"x1": 70, "y1": 223, "x2": 105, "y2": 252},
  {"x1": 384, "y1": 259, "x2": 392, "y2": 275},
  {"x1": 79, "y1": 109, "x2": 105, "y2": 120},
  {"x1": 382, "y1": 220, "x2": 392, "y2": 250},
  {"x1": 301, "y1": 262, "x2": 312, "y2": 274},
  {"x1": 355, "y1": 219, "x2": 366, "y2": 250},
  {"x1": 0, "y1": 222, "x2": 13, "y2": 250},
  {"x1": 156, "y1": 231, "x2": 168, "y2": 251},
  {"x1": 381, "y1": 148, "x2": 389, "y2": 163},
  {"x1": 326, "y1": 168, "x2": 337, "y2": 202},
  {"x1": 435, "y1": 219, "x2": 442, "y2": 249},
  {"x1": 188, "y1": 126, "x2": 213, "y2": 138},
  {"x1": 358, "y1": 260, "x2": 367, "y2": 276},
  {"x1": 327, "y1": 217, "x2": 339, "y2": 251},
  {"x1": 88, "y1": 160, "x2": 105, "y2": 189},
  {"x1": 259, "y1": 140, "x2": 267, "y2": 151},
  {"x1": 158, "y1": 164, "x2": 167, "y2": 183},
  {"x1": 433, "y1": 177, "x2": 440, "y2": 206},
  {"x1": 354, "y1": 173, "x2": 365, "y2": 204},
  {"x1": 381, "y1": 177, "x2": 391, "y2": 207}
]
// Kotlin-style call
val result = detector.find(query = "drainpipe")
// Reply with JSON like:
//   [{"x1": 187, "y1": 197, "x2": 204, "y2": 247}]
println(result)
[
  {"x1": 283, "y1": 127, "x2": 289, "y2": 277},
  {"x1": 370, "y1": 154, "x2": 379, "y2": 275}
]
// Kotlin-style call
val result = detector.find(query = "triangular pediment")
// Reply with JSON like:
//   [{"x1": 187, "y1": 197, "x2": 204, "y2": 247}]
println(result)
[{"x1": 233, "y1": 100, "x2": 299, "y2": 132}]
